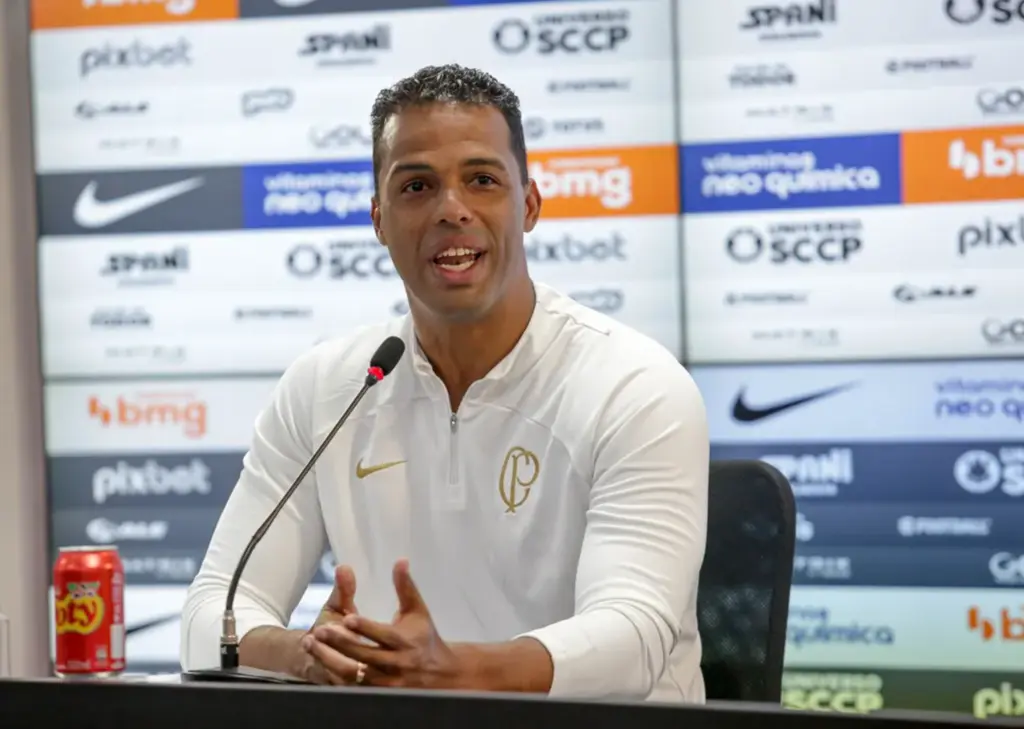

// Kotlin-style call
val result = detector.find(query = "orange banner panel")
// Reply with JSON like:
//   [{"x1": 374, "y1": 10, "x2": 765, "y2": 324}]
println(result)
[
  {"x1": 32, "y1": 0, "x2": 237, "y2": 30},
  {"x1": 903, "y1": 125, "x2": 1024, "y2": 205},
  {"x1": 528, "y1": 145, "x2": 679, "y2": 219}
]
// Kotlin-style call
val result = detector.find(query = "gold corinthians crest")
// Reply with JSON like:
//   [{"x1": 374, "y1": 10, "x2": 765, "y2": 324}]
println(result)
[{"x1": 499, "y1": 446, "x2": 540, "y2": 514}]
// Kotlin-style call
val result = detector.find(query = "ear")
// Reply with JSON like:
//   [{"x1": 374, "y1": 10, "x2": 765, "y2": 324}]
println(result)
[
  {"x1": 523, "y1": 178, "x2": 541, "y2": 233},
  {"x1": 371, "y1": 196, "x2": 386, "y2": 247}
]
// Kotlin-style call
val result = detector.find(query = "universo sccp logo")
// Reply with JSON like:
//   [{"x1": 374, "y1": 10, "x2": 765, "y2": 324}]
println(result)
[
  {"x1": 945, "y1": 0, "x2": 1024, "y2": 24},
  {"x1": 680, "y1": 133, "x2": 901, "y2": 213},
  {"x1": 242, "y1": 160, "x2": 373, "y2": 228},
  {"x1": 492, "y1": 10, "x2": 630, "y2": 55}
]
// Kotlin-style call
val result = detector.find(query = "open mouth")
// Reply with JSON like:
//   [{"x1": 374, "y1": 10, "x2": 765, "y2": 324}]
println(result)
[{"x1": 433, "y1": 247, "x2": 485, "y2": 273}]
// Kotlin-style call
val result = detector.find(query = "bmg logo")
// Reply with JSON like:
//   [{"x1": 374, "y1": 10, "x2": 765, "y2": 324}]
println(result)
[
  {"x1": 968, "y1": 606, "x2": 1024, "y2": 641},
  {"x1": 88, "y1": 394, "x2": 207, "y2": 439}
]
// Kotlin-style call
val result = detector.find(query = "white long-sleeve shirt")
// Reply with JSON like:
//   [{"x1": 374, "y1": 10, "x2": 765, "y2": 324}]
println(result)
[{"x1": 180, "y1": 282, "x2": 709, "y2": 701}]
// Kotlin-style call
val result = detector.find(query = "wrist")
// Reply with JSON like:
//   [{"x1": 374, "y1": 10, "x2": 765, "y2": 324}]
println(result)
[{"x1": 449, "y1": 639, "x2": 553, "y2": 694}]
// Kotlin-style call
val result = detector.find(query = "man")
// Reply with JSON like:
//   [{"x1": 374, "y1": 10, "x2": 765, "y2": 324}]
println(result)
[{"x1": 180, "y1": 64, "x2": 709, "y2": 701}]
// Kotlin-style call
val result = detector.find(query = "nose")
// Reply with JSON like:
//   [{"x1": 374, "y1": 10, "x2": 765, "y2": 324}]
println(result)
[{"x1": 434, "y1": 187, "x2": 473, "y2": 226}]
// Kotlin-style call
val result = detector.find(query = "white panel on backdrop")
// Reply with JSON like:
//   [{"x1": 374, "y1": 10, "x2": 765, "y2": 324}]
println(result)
[
  {"x1": 682, "y1": 200, "x2": 1024, "y2": 278},
  {"x1": 690, "y1": 359, "x2": 1024, "y2": 443},
  {"x1": 786, "y1": 586, "x2": 1024, "y2": 671},
  {"x1": 44, "y1": 378, "x2": 281, "y2": 455},
  {"x1": 39, "y1": 229, "x2": 400, "y2": 296},
  {"x1": 30, "y1": 1, "x2": 674, "y2": 91},
  {"x1": 678, "y1": 37, "x2": 1024, "y2": 101},
  {"x1": 677, "y1": 0, "x2": 1024, "y2": 60},
  {"x1": 686, "y1": 314, "x2": 1024, "y2": 363},
  {"x1": 686, "y1": 271, "x2": 1020, "y2": 320},
  {"x1": 679, "y1": 82, "x2": 1024, "y2": 143}
]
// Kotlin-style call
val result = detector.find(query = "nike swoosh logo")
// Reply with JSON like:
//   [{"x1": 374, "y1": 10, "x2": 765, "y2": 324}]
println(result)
[
  {"x1": 355, "y1": 459, "x2": 405, "y2": 479},
  {"x1": 73, "y1": 176, "x2": 204, "y2": 229},
  {"x1": 731, "y1": 382, "x2": 856, "y2": 423}
]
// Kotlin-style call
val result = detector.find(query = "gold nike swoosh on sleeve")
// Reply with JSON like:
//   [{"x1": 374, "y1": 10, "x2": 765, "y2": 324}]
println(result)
[{"x1": 355, "y1": 459, "x2": 406, "y2": 479}]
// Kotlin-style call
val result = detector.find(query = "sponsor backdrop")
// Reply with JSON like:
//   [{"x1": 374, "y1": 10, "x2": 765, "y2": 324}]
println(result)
[{"x1": 26, "y1": 0, "x2": 1023, "y2": 717}]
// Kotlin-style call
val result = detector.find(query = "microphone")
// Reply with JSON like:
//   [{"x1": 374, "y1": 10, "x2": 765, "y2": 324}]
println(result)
[{"x1": 182, "y1": 336, "x2": 406, "y2": 684}]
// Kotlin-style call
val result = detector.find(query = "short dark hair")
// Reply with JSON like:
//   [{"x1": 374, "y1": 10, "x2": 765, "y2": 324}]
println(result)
[{"x1": 370, "y1": 64, "x2": 528, "y2": 193}]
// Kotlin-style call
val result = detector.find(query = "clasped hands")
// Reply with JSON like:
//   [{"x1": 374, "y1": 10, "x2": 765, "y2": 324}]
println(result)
[{"x1": 300, "y1": 558, "x2": 465, "y2": 689}]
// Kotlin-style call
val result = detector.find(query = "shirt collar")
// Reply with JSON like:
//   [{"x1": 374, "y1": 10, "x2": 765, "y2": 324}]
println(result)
[{"x1": 397, "y1": 282, "x2": 564, "y2": 400}]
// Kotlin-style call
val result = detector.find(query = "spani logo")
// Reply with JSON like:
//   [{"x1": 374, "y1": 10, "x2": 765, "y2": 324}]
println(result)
[{"x1": 242, "y1": 160, "x2": 374, "y2": 228}]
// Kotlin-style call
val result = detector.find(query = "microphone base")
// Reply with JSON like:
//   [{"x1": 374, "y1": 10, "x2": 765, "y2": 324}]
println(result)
[{"x1": 181, "y1": 667, "x2": 311, "y2": 685}]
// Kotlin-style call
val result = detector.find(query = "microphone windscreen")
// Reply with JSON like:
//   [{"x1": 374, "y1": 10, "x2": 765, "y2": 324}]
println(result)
[{"x1": 370, "y1": 336, "x2": 406, "y2": 376}]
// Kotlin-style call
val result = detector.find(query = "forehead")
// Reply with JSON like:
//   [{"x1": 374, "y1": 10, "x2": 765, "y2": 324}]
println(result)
[{"x1": 379, "y1": 103, "x2": 513, "y2": 164}]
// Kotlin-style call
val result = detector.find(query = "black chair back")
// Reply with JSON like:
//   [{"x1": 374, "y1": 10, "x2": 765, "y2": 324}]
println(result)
[{"x1": 698, "y1": 459, "x2": 796, "y2": 703}]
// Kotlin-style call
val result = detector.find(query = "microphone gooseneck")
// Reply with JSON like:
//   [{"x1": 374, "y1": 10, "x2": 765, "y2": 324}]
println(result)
[{"x1": 213, "y1": 336, "x2": 406, "y2": 674}]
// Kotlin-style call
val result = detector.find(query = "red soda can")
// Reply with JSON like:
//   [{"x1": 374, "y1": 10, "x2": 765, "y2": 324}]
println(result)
[{"x1": 53, "y1": 545, "x2": 125, "y2": 677}]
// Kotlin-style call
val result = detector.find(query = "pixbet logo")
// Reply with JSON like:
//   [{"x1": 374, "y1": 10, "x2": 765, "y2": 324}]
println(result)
[
  {"x1": 525, "y1": 232, "x2": 626, "y2": 263},
  {"x1": 88, "y1": 393, "x2": 206, "y2": 439},
  {"x1": 91, "y1": 458, "x2": 212, "y2": 504},
  {"x1": 958, "y1": 217, "x2": 1024, "y2": 256},
  {"x1": 974, "y1": 683, "x2": 1024, "y2": 719},
  {"x1": 949, "y1": 136, "x2": 1024, "y2": 180},
  {"x1": 492, "y1": 11, "x2": 629, "y2": 55},
  {"x1": 726, "y1": 223, "x2": 862, "y2": 263},
  {"x1": 79, "y1": 38, "x2": 192, "y2": 78},
  {"x1": 968, "y1": 605, "x2": 1024, "y2": 641},
  {"x1": 946, "y1": 0, "x2": 1024, "y2": 24}
]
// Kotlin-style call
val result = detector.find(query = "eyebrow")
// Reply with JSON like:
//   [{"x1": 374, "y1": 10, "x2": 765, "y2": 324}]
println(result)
[{"x1": 390, "y1": 157, "x2": 508, "y2": 177}]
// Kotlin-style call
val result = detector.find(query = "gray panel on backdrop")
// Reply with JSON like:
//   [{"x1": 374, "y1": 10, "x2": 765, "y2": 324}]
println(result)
[
  {"x1": 51, "y1": 506, "x2": 224, "y2": 551},
  {"x1": 47, "y1": 452, "x2": 245, "y2": 510},
  {"x1": 37, "y1": 166, "x2": 243, "y2": 236}
]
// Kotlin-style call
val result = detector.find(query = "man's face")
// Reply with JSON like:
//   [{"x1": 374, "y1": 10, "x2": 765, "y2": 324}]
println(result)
[{"x1": 372, "y1": 103, "x2": 541, "y2": 323}]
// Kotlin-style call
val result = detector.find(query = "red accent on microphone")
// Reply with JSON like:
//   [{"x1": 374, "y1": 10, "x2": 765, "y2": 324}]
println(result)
[{"x1": 367, "y1": 366, "x2": 385, "y2": 382}]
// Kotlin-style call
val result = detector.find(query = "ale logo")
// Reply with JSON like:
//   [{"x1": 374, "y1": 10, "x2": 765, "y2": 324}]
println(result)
[
  {"x1": 88, "y1": 393, "x2": 207, "y2": 439},
  {"x1": 55, "y1": 581, "x2": 104, "y2": 635}
]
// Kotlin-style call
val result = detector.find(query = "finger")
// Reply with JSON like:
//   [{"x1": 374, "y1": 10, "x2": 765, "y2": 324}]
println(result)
[
  {"x1": 392, "y1": 559, "x2": 426, "y2": 615},
  {"x1": 342, "y1": 614, "x2": 408, "y2": 649},
  {"x1": 316, "y1": 565, "x2": 359, "y2": 626},
  {"x1": 311, "y1": 624, "x2": 407, "y2": 672},
  {"x1": 300, "y1": 634, "x2": 362, "y2": 685},
  {"x1": 332, "y1": 564, "x2": 359, "y2": 616}
]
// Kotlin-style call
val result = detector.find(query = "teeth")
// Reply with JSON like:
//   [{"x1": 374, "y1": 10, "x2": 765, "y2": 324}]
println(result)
[{"x1": 435, "y1": 247, "x2": 477, "y2": 260}]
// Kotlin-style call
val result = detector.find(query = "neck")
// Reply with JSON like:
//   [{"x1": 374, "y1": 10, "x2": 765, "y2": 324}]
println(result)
[{"x1": 413, "y1": 277, "x2": 536, "y2": 411}]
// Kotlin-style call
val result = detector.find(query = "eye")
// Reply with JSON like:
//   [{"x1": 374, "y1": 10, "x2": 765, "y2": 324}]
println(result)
[
  {"x1": 401, "y1": 179, "x2": 426, "y2": 194},
  {"x1": 473, "y1": 174, "x2": 498, "y2": 186}
]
